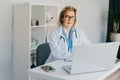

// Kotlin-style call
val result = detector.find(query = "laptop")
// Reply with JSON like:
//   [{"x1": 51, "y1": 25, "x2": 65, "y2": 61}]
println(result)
[{"x1": 63, "y1": 42, "x2": 119, "y2": 75}]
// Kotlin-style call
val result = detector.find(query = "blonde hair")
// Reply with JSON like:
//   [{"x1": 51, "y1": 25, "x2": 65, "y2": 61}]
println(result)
[{"x1": 58, "y1": 5, "x2": 77, "y2": 27}]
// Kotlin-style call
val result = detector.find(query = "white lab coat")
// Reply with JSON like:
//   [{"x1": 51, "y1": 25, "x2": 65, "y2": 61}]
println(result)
[{"x1": 45, "y1": 26, "x2": 91, "y2": 63}]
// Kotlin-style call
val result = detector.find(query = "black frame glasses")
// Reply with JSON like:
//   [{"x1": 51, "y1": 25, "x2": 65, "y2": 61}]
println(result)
[{"x1": 64, "y1": 15, "x2": 75, "y2": 20}]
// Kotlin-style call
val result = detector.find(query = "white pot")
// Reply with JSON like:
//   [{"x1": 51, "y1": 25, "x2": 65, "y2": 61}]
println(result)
[{"x1": 110, "y1": 33, "x2": 120, "y2": 42}]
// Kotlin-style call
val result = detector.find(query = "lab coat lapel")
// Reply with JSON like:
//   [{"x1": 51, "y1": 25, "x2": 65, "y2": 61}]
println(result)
[{"x1": 58, "y1": 26, "x2": 68, "y2": 50}]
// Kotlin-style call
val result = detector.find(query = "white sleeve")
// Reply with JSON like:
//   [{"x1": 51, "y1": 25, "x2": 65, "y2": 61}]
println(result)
[{"x1": 77, "y1": 28, "x2": 91, "y2": 44}]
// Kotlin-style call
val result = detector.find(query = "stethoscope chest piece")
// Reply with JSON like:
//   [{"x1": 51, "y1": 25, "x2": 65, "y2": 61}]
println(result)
[{"x1": 60, "y1": 35, "x2": 65, "y2": 42}]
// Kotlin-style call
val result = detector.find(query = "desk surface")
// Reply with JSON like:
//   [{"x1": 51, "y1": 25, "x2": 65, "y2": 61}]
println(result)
[{"x1": 28, "y1": 60, "x2": 110, "y2": 80}]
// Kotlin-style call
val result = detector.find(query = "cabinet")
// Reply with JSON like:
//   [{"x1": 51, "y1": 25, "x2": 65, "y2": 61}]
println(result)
[{"x1": 13, "y1": 2, "x2": 58, "y2": 80}]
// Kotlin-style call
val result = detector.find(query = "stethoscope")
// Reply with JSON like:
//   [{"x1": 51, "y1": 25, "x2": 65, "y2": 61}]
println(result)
[{"x1": 59, "y1": 29, "x2": 78, "y2": 42}]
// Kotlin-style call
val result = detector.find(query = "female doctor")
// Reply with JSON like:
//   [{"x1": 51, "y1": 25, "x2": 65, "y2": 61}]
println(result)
[{"x1": 45, "y1": 6, "x2": 91, "y2": 63}]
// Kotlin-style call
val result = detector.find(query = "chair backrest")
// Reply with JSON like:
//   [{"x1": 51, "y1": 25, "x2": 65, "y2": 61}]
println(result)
[{"x1": 36, "y1": 43, "x2": 51, "y2": 66}]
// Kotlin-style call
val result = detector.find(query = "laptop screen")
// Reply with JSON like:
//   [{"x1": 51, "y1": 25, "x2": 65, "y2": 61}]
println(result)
[{"x1": 70, "y1": 42, "x2": 119, "y2": 75}]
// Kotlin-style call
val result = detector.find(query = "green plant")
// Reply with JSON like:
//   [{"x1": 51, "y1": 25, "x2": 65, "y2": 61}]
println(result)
[
  {"x1": 109, "y1": 10, "x2": 120, "y2": 22},
  {"x1": 109, "y1": 10, "x2": 120, "y2": 33}
]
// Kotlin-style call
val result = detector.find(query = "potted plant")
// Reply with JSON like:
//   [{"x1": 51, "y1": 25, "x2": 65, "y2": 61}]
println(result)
[{"x1": 109, "y1": 10, "x2": 120, "y2": 42}]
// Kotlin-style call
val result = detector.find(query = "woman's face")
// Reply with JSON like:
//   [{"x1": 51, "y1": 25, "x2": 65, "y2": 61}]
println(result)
[{"x1": 62, "y1": 10, "x2": 75, "y2": 29}]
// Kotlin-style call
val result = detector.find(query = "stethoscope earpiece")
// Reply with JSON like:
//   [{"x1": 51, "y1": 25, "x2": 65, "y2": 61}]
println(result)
[{"x1": 75, "y1": 30, "x2": 77, "y2": 39}]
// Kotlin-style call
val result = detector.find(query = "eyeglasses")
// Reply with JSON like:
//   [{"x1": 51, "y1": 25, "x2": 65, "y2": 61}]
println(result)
[{"x1": 64, "y1": 15, "x2": 75, "y2": 20}]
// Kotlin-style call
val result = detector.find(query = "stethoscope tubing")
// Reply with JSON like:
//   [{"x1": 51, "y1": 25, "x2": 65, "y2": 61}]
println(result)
[{"x1": 59, "y1": 29, "x2": 77, "y2": 42}]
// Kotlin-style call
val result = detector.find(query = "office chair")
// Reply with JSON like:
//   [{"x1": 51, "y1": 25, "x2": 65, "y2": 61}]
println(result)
[{"x1": 36, "y1": 43, "x2": 51, "y2": 66}]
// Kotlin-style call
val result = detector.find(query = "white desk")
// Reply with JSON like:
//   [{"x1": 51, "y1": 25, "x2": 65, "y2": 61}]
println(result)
[
  {"x1": 28, "y1": 60, "x2": 110, "y2": 80},
  {"x1": 98, "y1": 61, "x2": 120, "y2": 80}
]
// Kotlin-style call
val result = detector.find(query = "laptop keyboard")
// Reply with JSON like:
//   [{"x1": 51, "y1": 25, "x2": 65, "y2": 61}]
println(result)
[
  {"x1": 68, "y1": 65, "x2": 71, "y2": 70},
  {"x1": 63, "y1": 65, "x2": 71, "y2": 70}
]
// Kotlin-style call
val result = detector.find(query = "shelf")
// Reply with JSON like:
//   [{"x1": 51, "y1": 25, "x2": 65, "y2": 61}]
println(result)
[
  {"x1": 13, "y1": 2, "x2": 58, "y2": 80},
  {"x1": 31, "y1": 25, "x2": 45, "y2": 28},
  {"x1": 45, "y1": 24, "x2": 57, "y2": 27},
  {"x1": 31, "y1": 24, "x2": 57, "y2": 28}
]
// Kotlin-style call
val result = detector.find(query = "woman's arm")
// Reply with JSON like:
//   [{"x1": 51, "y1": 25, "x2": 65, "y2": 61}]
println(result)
[{"x1": 49, "y1": 31, "x2": 72, "y2": 61}]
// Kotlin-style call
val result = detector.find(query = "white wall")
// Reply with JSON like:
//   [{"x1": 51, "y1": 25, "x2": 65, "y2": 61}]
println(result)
[
  {"x1": 59, "y1": 0, "x2": 109, "y2": 43},
  {"x1": 0, "y1": 0, "x2": 13, "y2": 80},
  {"x1": 0, "y1": 0, "x2": 109, "y2": 80}
]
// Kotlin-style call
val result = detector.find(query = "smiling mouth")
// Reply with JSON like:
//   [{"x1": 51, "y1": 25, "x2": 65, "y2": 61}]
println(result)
[{"x1": 67, "y1": 22, "x2": 71, "y2": 24}]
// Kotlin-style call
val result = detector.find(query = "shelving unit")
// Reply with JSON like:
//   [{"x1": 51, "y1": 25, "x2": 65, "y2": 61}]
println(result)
[{"x1": 13, "y1": 2, "x2": 58, "y2": 80}]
